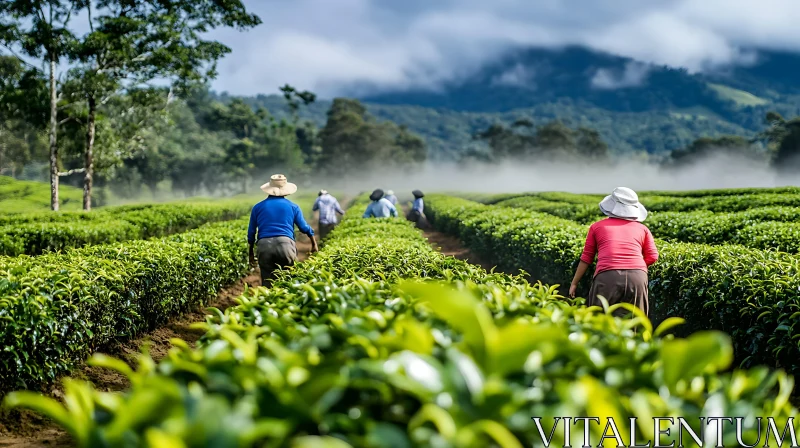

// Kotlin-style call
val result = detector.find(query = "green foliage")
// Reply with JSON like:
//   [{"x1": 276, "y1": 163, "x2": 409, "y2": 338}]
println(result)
[
  {"x1": 0, "y1": 175, "x2": 84, "y2": 213},
  {"x1": 0, "y1": 218, "x2": 251, "y2": 394},
  {"x1": 472, "y1": 119, "x2": 610, "y2": 163},
  {"x1": 425, "y1": 194, "x2": 800, "y2": 380},
  {"x1": 0, "y1": 199, "x2": 253, "y2": 256},
  {"x1": 318, "y1": 98, "x2": 427, "y2": 177},
  {"x1": 664, "y1": 135, "x2": 768, "y2": 168},
  {"x1": 3, "y1": 196, "x2": 798, "y2": 447}
]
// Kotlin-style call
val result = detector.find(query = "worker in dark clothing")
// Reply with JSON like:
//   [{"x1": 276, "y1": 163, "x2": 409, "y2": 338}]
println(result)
[
  {"x1": 406, "y1": 189, "x2": 428, "y2": 229},
  {"x1": 248, "y1": 174, "x2": 318, "y2": 284}
]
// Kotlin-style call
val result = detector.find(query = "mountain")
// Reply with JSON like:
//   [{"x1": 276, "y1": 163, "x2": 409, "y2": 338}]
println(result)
[{"x1": 226, "y1": 46, "x2": 800, "y2": 159}]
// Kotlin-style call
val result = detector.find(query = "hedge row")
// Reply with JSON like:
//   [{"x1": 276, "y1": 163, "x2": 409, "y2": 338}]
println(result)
[
  {"x1": 0, "y1": 200, "x2": 256, "y2": 256},
  {"x1": 496, "y1": 195, "x2": 800, "y2": 252},
  {"x1": 4, "y1": 196, "x2": 797, "y2": 447},
  {"x1": 0, "y1": 218, "x2": 251, "y2": 394},
  {"x1": 425, "y1": 195, "x2": 800, "y2": 379}
]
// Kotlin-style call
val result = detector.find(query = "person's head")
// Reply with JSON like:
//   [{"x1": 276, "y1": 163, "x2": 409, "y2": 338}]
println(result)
[
  {"x1": 260, "y1": 174, "x2": 297, "y2": 197},
  {"x1": 318, "y1": 189, "x2": 328, "y2": 197},
  {"x1": 369, "y1": 189, "x2": 384, "y2": 202},
  {"x1": 386, "y1": 190, "x2": 394, "y2": 196},
  {"x1": 598, "y1": 187, "x2": 647, "y2": 222},
  {"x1": 412, "y1": 190, "x2": 424, "y2": 199}
]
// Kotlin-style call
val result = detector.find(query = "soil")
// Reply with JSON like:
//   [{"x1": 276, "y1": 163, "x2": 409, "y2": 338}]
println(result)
[
  {"x1": 0, "y1": 234, "x2": 317, "y2": 448},
  {"x1": 421, "y1": 228, "x2": 496, "y2": 272}
]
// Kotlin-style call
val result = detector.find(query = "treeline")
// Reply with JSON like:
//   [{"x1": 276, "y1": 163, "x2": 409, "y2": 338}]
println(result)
[
  {"x1": 0, "y1": 1, "x2": 426, "y2": 210},
  {"x1": 466, "y1": 111, "x2": 800, "y2": 172}
]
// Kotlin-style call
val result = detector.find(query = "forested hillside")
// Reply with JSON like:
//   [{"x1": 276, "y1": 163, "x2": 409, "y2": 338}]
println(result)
[{"x1": 239, "y1": 46, "x2": 800, "y2": 158}]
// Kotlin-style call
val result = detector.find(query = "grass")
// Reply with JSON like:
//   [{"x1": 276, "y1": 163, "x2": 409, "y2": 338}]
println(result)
[
  {"x1": 0, "y1": 176, "x2": 84, "y2": 214},
  {"x1": 707, "y1": 83, "x2": 770, "y2": 107}
]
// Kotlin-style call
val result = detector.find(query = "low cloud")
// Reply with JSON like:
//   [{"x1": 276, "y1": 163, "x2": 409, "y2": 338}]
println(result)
[
  {"x1": 490, "y1": 64, "x2": 537, "y2": 89},
  {"x1": 591, "y1": 62, "x2": 652, "y2": 90},
  {"x1": 206, "y1": 0, "x2": 800, "y2": 97}
]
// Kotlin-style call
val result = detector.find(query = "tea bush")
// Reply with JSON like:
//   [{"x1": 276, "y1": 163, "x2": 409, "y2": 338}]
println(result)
[
  {"x1": 4, "y1": 198, "x2": 798, "y2": 447},
  {"x1": 0, "y1": 219, "x2": 250, "y2": 393},
  {"x1": 425, "y1": 195, "x2": 800, "y2": 379}
]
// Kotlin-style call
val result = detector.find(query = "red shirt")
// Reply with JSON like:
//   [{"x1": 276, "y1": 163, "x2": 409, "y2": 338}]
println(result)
[{"x1": 580, "y1": 218, "x2": 659, "y2": 276}]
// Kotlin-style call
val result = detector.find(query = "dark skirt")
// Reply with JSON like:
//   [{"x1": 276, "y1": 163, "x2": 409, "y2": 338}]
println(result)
[{"x1": 586, "y1": 269, "x2": 649, "y2": 318}]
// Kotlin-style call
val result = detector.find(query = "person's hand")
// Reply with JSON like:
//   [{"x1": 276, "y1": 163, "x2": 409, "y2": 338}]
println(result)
[
  {"x1": 248, "y1": 252, "x2": 256, "y2": 267},
  {"x1": 568, "y1": 284, "x2": 577, "y2": 298},
  {"x1": 310, "y1": 238, "x2": 319, "y2": 253}
]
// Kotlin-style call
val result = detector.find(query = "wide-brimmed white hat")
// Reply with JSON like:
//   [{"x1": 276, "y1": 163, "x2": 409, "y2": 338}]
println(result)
[
  {"x1": 260, "y1": 174, "x2": 297, "y2": 196},
  {"x1": 386, "y1": 190, "x2": 394, "y2": 195},
  {"x1": 599, "y1": 187, "x2": 647, "y2": 222}
]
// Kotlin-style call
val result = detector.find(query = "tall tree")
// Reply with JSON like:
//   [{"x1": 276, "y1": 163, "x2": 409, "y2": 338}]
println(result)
[
  {"x1": 65, "y1": 0, "x2": 261, "y2": 210},
  {"x1": 318, "y1": 98, "x2": 426, "y2": 177},
  {"x1": 1, "y1": 0, "x2": 81, "y2": 210}
]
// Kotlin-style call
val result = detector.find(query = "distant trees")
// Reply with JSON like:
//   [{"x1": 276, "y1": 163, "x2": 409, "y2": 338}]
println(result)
[
  {"x1": 759, "y1": 112, "x2": 800, "y2": 175},
  {"x1": 318, "y1": 98, "x2": 427, "y2": 177},
  {"x1": 664, "y1": 135, "x2": 764, "y2": 168},
  {"x1": 471, "y1": 119, "x2": 609, "y2": 163}
]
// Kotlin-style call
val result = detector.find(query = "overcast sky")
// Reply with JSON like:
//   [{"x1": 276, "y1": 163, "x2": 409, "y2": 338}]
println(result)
[{"x1": 205, "y1": 0, "x2": 800, "y2": 98}]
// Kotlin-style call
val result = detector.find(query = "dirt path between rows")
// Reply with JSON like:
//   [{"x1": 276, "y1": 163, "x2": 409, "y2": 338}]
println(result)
[
  {"x1": 421, "y1": 227, "x2": 497, "y2": 272},
  {"x1": 0, "y1": 233, "x2": 317, "y2": 448}
]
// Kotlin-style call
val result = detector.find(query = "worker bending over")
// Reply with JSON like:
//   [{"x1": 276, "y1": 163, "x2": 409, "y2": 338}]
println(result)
[{"x1": 363, "y1": 189, "x2": 398, "y2": 218}]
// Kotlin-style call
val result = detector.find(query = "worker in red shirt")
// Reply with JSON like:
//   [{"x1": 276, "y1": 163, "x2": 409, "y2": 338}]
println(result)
[{"x1": 569, "y1": 187, "x2": 659, "y2": 317}]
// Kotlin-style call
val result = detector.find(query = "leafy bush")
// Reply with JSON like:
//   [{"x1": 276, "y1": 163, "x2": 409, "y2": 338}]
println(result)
[
  {"x1": 0, "y1": 200, "x2": 253, "y2": 256},
  {"x1": 4, "y1": 197, "x2": 798, "y2": 447},
  {"x1": 0, "y1": 219, "x2": 250, "y2": 393},
  {"x1": 426, "y1": 195, "x2": 800, "y2": 379}
]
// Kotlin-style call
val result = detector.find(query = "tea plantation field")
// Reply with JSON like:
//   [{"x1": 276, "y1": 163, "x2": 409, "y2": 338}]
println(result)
[{"x1": 1, "y1": 188, "x2": 800, "y2": 446}]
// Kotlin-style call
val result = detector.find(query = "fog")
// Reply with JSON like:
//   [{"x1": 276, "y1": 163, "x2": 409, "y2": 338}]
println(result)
[{"x1": 304, "y1": 152, "x2": 800, "y2": 197}]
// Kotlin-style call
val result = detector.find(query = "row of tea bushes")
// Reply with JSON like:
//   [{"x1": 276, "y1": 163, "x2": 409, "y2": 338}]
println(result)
[
  {"x1": 0, "y1": 218, "x2": 251, "y2": 394},
  {"x1": 0, "y1": 200, "x2": 255, "y2": 256},
  {"x1": 425, "y1": 195, "x2": 800, "y2": 380},
  {"x1": 4, "y1": 199, "x2": 798, "y2": 447}
]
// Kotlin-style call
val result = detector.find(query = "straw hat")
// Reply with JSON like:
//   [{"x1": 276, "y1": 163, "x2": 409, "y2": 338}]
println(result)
[
  {"x1": 599, "y1": 187, "x2": 647, "y2": 222},
  {"x1": 260, "y1": 174, "x2": 298, "y2": 196},
  {"x1": 386, "y1": 190, "x2": 394, "y2": 196}
]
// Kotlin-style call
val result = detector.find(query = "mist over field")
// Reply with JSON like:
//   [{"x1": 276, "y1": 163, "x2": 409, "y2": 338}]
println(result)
[{"x1": 302, "y1": 151, "x2": 798, "y2": 197}]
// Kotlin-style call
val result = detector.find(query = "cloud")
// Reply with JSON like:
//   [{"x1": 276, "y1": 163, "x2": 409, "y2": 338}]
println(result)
[
  {"x1": 591, "y1": 62, "x2": 652, "y2": 90},
  {"x1": 206, "y1": 0, "x2": 800, "y2": 97},
  {"x1": 491, "y1": 63, "x2": 536, "y2": 89}
]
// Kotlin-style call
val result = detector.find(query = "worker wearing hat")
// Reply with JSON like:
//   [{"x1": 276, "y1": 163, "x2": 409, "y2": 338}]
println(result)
[
  {"x1": 248, "y1": 174, "x2": 318, "y2": 284},
  {"x1": 384, "y1": 190, "x2": 398, "y2": 206},
  {"x1": 312, "y1": 189, "x2": 345, "y2": 240}
]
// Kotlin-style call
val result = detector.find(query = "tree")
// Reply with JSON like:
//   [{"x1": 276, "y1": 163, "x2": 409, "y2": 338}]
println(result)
[
  {"x1": 1, "y1": 0, "x2": 81, "y2": 210},
  {"x1": 64, "y1": 0, "x2": 261, "y2": 210},
  {"x1": 665, "y1": 135, "x2": 764, "y2": 169},
  {"x1": 533, "y1": 121, "x2": 577, "y2": 160},
  {"x1": 318, "y1": 98, "x2": 427, "y2": 178},
  {"x1": 576, "y1": 127, "x2": 609, "y2": 162},
  {"x1": 0, "y1": 55, "x2": 48, "y2": 177}
]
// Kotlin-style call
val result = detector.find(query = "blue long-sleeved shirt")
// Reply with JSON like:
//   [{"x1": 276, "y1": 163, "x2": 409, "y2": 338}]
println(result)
[
  {"x1": 363, "y1": 198, "x2": 398, "y2": 218},
  {"x1": 385, "y1": 194, "x2": 398, "y2": 205},
  {"x1": 248, "y1": 196, "x2": 314, "y2": 244},
  {"x1": 413, "y1": 198, "x2": 424, "y2": 213},
  {"x1": 313, "y1": 194, "x2": 345, "y2": 225}
]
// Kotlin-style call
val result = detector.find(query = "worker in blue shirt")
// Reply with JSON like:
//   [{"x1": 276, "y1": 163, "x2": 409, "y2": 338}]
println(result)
[
  {"x1": 363, "y1": 189, "x2": 398, "y2": 218},
  {"x1": 248, "y1": 174, "x2": 318, "y2": 284}
]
